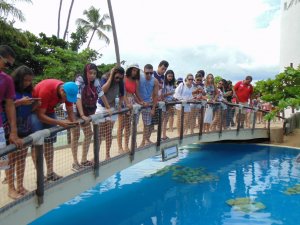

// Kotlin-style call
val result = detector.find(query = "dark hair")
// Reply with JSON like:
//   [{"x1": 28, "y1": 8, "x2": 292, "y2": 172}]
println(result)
[
  {"x1": 125, "y1": 67, "x2": 140, "y2": 80},
  {"x1": 144, "y1": 64, "x2": 153, "y2": 70},
  {"x1": 245, "y1": 75, "x2": 253, "y2": 81},
  {"x1": 0, "y1": 45, "x2": 16, "y2": 59},
  {"x1": 164, "y1": 70, "x2": 175, "y2": 86},
  {"x1": 195, "y1": 70, "x2": 205, "y2": 78},
  {"x1": 110, "y1": 66, "x2": 125, "y2": 88},
  {"x1": 83, "y1": 63, "x2": 100, "y2": 85},
  {"x1": 12, "y1": 65, "x2": 34, "y2": 93},
  {"x1": 158, "y1": 60, "x2": 169, "y2": 68},
  {"x1": 220, "y1": 79, "x2": 227, "y2": 91}
]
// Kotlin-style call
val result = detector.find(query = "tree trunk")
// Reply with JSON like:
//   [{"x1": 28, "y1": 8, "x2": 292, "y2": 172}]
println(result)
[
  {"x1": 63, "y1": 0, "x2": 75, "y2": 41},
  {"x1": 87, "y1": 29, "x2": 96, "y2": 48},
  {"x1": 57, "y1": 0, "x2": 63, "y2": 38},
  {"x1": 107, "y1": 0, "x2": 120, "y2": 65}
]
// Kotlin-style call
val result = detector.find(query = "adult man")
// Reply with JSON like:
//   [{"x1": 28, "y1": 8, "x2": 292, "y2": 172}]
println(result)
[
  {"x1": 233, "y1": 75, "x2": 253, "y2": 128},
  {"x1": 139, "y1": 64, "x2": 159, "y2": 147},
  {"x1": 31, "y1": 79, "x2": 78, "y2": 181},
  {"x1": 153, "y1": 60, "x2": 169, "y2": 100},
  {"x1": 0, "y1": 45, "x2": 23, "y2": 199}
]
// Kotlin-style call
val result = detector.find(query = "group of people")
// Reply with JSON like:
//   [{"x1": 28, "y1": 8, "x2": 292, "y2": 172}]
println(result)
[{"x1": 0, "y1": 44, "x2": 261, "y2": 201}]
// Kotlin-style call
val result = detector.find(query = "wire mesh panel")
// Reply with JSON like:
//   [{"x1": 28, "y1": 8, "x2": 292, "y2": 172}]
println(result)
[{"x1": 0, "y1": 145, "x2": 36, "y2": 207}]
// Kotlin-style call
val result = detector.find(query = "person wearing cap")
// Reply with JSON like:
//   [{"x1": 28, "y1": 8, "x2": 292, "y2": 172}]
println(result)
[
  {"x1": 117, "y1": 63, "x2": 144, "y2": 153},
  {"x1": 31, "y1": 79, "x2": 78, "y2": 181},
  {"x1": 176, "y1": 77, "x2": 183, "y2": 86}
]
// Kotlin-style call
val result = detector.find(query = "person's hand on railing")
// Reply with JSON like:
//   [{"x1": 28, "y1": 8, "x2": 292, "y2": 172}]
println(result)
[
  {"x1": 143, "y1": 102, "x2": 150, "y2": 107},
  {"x1": 151, "y1": 107, "x2": 155, "y2": 116},
  {"x1": 9, "y1": 132, "x2": 23, "y2": 148},
  {"x1": 80, "y1": 115, "x2": 90, "y2": 125},
  {"x1": 57, "y1": 120, "x2": 79, "y2": 128},
  {"x1": 106, "y1": 108, "x2": 113, "y2": 117}
]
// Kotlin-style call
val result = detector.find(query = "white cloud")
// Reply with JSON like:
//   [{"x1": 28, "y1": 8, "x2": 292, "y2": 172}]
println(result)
[{"x1": 14, "y1": 0, "x2": 281, "y2": 81}]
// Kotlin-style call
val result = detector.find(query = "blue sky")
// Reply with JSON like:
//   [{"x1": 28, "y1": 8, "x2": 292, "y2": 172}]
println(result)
[{"x1": 14, "y1": 0, "x2": 282, "y2": 82}]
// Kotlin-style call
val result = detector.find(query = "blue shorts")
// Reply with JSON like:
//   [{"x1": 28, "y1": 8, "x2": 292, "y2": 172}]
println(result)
[{"x1": 31, "y1": 113, "x2": 57, "y2": 143}]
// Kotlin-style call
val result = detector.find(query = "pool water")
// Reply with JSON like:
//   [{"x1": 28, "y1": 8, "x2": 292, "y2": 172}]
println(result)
[{"x1": 30, "y1": 144, "x2": 300, "y2": 225}]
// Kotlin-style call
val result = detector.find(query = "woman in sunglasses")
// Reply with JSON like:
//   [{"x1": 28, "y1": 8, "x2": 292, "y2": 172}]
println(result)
[
  {"x1": 96, "y1": 66, "x2": 125, "y2": 160},
  {"x1": 174, "y1": 73, "x2": 195, "y2": 135}
]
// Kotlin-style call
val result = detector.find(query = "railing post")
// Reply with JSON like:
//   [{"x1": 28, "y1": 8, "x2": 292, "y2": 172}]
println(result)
[
  {"x1": 156, "y1": 102, "x2": 164, "y2": 150},
  {"x1": 199, "y1": 101, "x2": 205, "y2": 140},
  {"x1": 219, "y1": 103, "x2": 223, "y2": 138},
  {"x1": 93, "y1": 122, "x2": 100, "y2": 178},
  {"x1": 252, "y1": 109, "x2": 257, "y2": 134},
  {"x1": 267, "y1": 118, "x2": 271, "y2": 138},
  {"x1": 29, "y1": 129, "x2": 51, "y2": 206},
  {"x1": 35, "y1": 144, "x2": 44, "y2": 205},
  {"x1": 130, "y1": 104, "x2": 141, "y2": 161},
  {"x1": 236, "y1": 104, "x2": 242, "y2": 135},
  {"x1": 180, "y1": 101, "x2": 186, "y2": 143}
]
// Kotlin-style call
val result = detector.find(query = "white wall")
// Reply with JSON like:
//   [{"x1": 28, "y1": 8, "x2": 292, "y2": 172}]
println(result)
[{"x1": 280, "y1": 0, "x2": 300, "y2": 70}]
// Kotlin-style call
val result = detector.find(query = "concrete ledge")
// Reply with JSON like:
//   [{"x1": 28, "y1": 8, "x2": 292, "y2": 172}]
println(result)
[
  {"x1": 0, "y1": 129, "x2": 269, "y2": 225},
  {"x1": 270, "y1": 127, "x2": 284, "y2": 143}
]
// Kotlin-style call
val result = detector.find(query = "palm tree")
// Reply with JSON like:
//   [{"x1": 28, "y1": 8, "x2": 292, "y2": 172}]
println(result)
[
  {"x1": 63, "y1": 0, "x2": 75, "y2": 41},
  {"x1": 0, "y1": 0, "x2": 32, "y2": 22},
  {"x1": 57, "y1": 0, "x2": 63, "y2": 38},
  {"x1": 76, "y1": 6, "x2": 111, "y2": 49},
  {"x1": 107, "y1": 0, "x2": 120, "y2": 65}
]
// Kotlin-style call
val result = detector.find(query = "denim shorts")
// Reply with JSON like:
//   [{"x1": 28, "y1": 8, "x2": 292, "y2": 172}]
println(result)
[{"x1": 31, "y1": 113, "x2": 57, "y2": 143}]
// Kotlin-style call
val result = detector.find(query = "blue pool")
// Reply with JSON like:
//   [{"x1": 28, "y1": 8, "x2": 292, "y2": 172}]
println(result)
[{"x1": 30, "y1": 144, "x2": 300, "y2": 225}]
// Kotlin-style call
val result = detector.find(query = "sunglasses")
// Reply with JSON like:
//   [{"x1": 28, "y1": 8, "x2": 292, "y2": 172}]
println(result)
[
  {"x1": 115, "y1": 76, "x2": 123, "y2": 80},
  {"x1": 195, "y1": 79, "x2": 202, "y2": 82},
  {"x1": 188, "y1": 78, "x2": 193, "y2": 81},
  {"x1": 0, "y1": 55, "x2": 13, "y2": 69},
  {"x1": 145, "y1": 72, "x2": 153, "y2": 75}
]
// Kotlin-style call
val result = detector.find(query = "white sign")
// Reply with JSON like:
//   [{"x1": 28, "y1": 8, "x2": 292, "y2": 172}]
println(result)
[{"x1": 162, "y1": 145, "x2": 178, "y2": 161}]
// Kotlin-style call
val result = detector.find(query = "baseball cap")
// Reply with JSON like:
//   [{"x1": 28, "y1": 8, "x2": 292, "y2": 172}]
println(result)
[
  {"x1": 177, "y1": 77, "x2": 183, "y2": 82},
  {"x1": 63, "y1": 82, "x2": 78, "y2": 103},
  {"x1": 127, "y1": 63, "x2": 140, "y2": 70}
]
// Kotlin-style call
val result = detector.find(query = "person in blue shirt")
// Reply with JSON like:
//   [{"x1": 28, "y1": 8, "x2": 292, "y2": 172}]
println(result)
[{"x1": 6, "y1": 66, "x2": 37, "y2": 199}]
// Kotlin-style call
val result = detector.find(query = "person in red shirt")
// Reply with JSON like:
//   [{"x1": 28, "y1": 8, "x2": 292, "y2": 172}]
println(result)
[
  {"x1": 31, "y1": 79, "x2": 78, "y2": 181},
  {"x1": 233, "y1": 75, "x2": 253, "y2": 128}
]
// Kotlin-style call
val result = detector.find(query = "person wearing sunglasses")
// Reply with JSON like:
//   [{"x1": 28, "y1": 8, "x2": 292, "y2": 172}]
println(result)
[
  {"x1": 174, "y1": 73, "x2": 195, "y2": 135},
  {"x1": 190, "y1": 70, "x2": 206, "y2": 133},
  {"x1": 0, "y1": 45, "x2": 23, "y2": 175},
  {"x1": 138, "y1": 64, "x2": 159, "y2": 147},
  {"x1": 96, "y1": 66, "x2": 125, "y2": 160}
]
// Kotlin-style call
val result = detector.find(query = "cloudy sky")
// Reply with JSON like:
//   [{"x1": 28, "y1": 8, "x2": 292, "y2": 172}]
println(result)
[{"x1": 14, "y1": 0, "x2": 282, "y2": 82}]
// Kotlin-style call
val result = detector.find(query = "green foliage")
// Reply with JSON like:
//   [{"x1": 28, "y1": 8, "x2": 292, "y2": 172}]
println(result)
[
  {"x1": 214, "y1": 75, "x2": 223, "y2": 84},
  {"x1": 0, "y1": 0, "x2": 32, "y2": 22},
  {"x1": 76, "y1": 6, "x2": 111, "y2": 48},
  {"x1": 70, "y1": 26, "x2": 88, "y2": 52},
  {"x1": 254, "y1": 66, "x2": 300, "y2": 118}
]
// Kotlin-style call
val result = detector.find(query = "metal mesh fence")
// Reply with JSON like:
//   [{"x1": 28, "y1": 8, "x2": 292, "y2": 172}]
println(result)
[{"x1": 0, "y1": 101, "x2": 287, "y2": 211}]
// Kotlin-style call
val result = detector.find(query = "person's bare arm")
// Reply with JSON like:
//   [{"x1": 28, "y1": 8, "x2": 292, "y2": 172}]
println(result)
[
  {"x1": 151, "y1": 79, "x2": 159, "y2": 115},
  {"x1": 134, "y1": 80, "x2": 144, "y2": 105},
  {"x1": 66, "y1": 104, "x2": 76, "y2": 122},
  {"x1": 37, "y1": 107, "x2": 76, "y2": 128},
  {"x1": 5, "y1": 99, "x2": 23, "y2": 147},
  {"x1": 101, "y1": 70, "x2": 114, "y2": 93}
]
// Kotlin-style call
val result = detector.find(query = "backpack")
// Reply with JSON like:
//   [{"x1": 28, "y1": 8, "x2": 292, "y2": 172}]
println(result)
[{"x1": 81, "y1": 84, "x2": 98, "y2": 116}]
